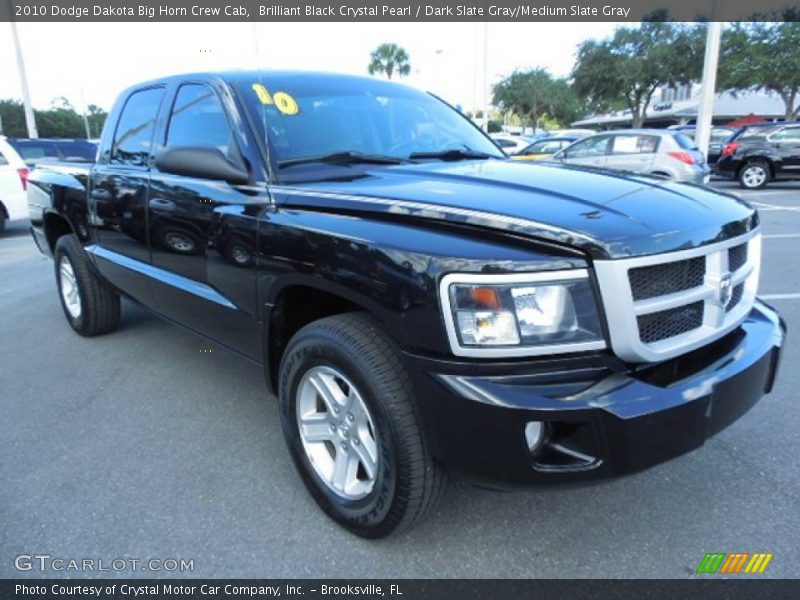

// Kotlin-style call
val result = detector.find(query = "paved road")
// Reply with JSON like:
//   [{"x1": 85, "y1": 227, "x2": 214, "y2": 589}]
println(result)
[{"x1": 2, "y1": 182, "x2": 798, "y2": 579}]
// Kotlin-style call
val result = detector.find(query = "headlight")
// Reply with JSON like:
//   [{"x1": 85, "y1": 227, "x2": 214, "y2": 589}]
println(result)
[{"x1": 439, "y1": 270, "x2": 606, "y2": 357}]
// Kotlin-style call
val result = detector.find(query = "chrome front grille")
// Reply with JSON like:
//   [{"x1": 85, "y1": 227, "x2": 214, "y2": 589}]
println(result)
[{"x1": 594, "y1": 231, "x2": 761, "y2": 363}]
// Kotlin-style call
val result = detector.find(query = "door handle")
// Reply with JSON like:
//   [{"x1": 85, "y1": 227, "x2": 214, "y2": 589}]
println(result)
[
  {"x1": 150, "y1": 197, "x2": 176, "y2": 212},
  {"x1": 89, "y1": 189, "x2": 112, "y2": 201}
]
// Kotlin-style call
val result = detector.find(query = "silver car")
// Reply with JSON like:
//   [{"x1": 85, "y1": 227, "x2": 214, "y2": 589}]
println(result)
[{"x1": 551, "y1": 129, "x2": 711, "y2": 184}]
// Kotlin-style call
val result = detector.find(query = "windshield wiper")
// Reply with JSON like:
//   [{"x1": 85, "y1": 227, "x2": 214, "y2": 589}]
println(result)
[
  {"x1": 408, "y1": 149, "x2": 499, "y2": 161},
  {"x1": 278, "y1": 151, "x2": 412, "y2": 169}
]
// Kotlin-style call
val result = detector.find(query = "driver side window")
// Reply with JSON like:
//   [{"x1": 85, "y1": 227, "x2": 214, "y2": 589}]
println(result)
[{"x1": 166, "y1": 84, "x2": 235, "y2": 157}]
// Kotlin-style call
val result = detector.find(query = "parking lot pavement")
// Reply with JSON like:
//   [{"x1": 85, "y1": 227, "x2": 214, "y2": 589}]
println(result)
[{"x1": 2, "y1": 185, "x2": 799, "y2": 579}]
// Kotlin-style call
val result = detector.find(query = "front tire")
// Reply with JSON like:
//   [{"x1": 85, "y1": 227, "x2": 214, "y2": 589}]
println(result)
[
  {"x1": 738, "y1": 160, "x2": 770, "y2": 189},
  {"x1": 54, "y1": 235, "x2": 121, "y2": 336},
  {"x1": 278, "y1": 312, "x2": 447, "y2": 538}
]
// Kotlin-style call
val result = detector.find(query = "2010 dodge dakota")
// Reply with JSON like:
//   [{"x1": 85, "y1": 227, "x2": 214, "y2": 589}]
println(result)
[{"x1": 28, "y1": 71, "x2": 785, "y2": 538}]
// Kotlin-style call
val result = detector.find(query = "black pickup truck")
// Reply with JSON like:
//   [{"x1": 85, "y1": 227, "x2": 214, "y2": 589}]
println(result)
[{"x1": 28, "y1": 71, "x2": 785, "y2": 538}]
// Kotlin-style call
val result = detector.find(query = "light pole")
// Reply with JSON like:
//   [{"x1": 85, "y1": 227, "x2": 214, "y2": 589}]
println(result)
[
  {"x1": 80, "y1": 88, "x2": 91, "y2": 139},
  {"x1": 481, "y1": 22, "x2": 490, "y2": 131},
  {"x1": 9, "y1": 19, "x2": 38, "y2": 138},
  {"x1": 695, "y1": 2, "x2": 723, "y2": 162}
]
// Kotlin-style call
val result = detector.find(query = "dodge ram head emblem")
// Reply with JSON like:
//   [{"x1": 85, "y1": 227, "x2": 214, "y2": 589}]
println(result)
[{"x1": 717, "y1": 273, "x2": 733, "y2": 308}]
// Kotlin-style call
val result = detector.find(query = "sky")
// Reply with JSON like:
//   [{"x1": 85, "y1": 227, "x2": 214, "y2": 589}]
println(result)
[{"x1": 0, "y1": 21, "x2": 620, "y2": 113}]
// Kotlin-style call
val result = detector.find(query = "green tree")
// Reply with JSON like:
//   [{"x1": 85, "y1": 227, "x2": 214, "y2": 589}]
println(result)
[
  {"x1": 367, "y1": 43, "x2": 411, "y2": 79},
  {"x1": 35, "y1": 103, "x2": 85, "y2": 138},
  {"x1": 719, "y1": 21, "x2": 800, "y2": 120},
  {"x1": 492, "y1": 68, "x2": 584, "y2": 130},
  {"x1": 0, "y1": 97, "x2": 106, "y2": 138},
  {"x1": 86, "y1": 104, "x2": 108, "y2": 138},
  {"x1": 0, "y1": 99, "x2": 27, "y2": 136},
  {"x1": 572, "y1": 22, "x2": 704, "y2": 127}
]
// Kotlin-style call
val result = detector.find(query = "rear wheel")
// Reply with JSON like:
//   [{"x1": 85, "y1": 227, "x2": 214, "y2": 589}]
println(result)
[
  {"x1": 54, "y1": 235, "x2": 121, "y2": 336},
  {"x1": 278, "y1": 312, "x2": 447, "y2": 538},
  {"x1": 738, "y1": 160, "x2": 770, "y2": 189}
]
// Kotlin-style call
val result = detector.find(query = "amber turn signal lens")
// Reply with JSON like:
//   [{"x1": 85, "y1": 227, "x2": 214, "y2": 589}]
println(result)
[{"x1": 470, "y1": 287, "x2": 501, "y2": 309}]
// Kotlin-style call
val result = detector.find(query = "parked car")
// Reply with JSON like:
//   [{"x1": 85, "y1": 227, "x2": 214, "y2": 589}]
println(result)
[
  {"x1": 511, "y1": 136, "x2": 581, "y2": 161},
  {"x1": 546, "y1": 128, "x2": 597, "y2": 138},
  {"x1": 714, "y1": 122, "x2": 800, "y2": 189},
  {"x1": 5, "y1": 138, "x2": 97, "y2": 167},
  {"x1": 0, "y1": 136, "x2": 29, "y2": 233},
  {"x1": 668, "y1": 125, "x2": 735, "y2": 164},
  {"x1": 490, "y1": 133, "x2": 536, "y2": 155},
  {"x1": 28, "y1": 71, "x2": 784, "y2": 538},
  {"x1": 552, "y1": 129, "x2": 711, "y2": 184}
]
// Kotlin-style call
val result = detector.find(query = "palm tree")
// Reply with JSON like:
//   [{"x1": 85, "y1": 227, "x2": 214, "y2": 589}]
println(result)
[{"x1": 367, "y1": 43, "x2": 411, "y2": 80}]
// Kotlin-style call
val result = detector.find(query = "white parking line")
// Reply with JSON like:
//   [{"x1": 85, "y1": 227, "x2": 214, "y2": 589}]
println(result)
[
  {"x1": 737, "y1": 190, "x2": 800, "y2": 196},
  {"x1": 760, "y1": 293, "x2": 800, "y2": 300},
  {"x1": 752, "y1": 202, "x2": 800, "y2": 212},
  {"x1": 763, "y1": 233, "x2": 800, "y2": 239}
]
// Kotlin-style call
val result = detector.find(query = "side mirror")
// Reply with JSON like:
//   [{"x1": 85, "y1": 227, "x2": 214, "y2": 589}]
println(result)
[
  {"x1": 155, "y1": 146, "x2": 249, "y2": 185},
  {"x1": 553, "y1": 150, "x2": 566, "y2": 160}
]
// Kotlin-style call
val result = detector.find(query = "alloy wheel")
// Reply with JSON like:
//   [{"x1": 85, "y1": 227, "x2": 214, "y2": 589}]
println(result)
[
  {"x1": 741, "y1": 165, "x2": 767, "y2": 188},
  {"x1": 59, "y1": 255, "x2": 82, "y2": 319},
  {"x1": 295, "y1": 365, "x2": 379, "y2": 500}
]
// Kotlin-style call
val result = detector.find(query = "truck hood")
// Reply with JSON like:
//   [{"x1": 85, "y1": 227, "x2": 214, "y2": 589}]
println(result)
[{"x1": 273, "y1": 160, "x2": 757, "y2": 259}]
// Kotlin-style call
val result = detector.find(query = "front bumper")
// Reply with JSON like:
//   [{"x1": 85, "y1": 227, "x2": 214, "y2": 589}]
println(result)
[{"x1": 403, "y1": 301, "x2": 785, "y2": 488}]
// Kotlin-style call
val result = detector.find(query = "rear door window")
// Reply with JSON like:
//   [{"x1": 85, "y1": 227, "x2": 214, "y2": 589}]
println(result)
[
  {"x1": 735, "y1": 125, "x2": 780, "y2": 141},
  {"x1": 770, "y1": 127, "x2": 800, "y2": 142},
  {"x1": 611, "y1": 135, "x2": 660, "y2": 154},
  {"x1": 111, "y1": 87, "x2": 165, "y2": 167}
]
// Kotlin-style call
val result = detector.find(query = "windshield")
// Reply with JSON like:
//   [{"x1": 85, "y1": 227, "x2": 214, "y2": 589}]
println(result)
[{"x1": 236, "y1": 74, "x2": 503, "y2": 168}]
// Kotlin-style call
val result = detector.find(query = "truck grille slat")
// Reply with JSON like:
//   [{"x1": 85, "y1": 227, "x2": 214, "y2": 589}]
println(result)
[
  {"x1": 728, "y1": 283, "x2": 744, "y2": 312},
  {"x1": 629, "y1": 257, "x2": 705, "y2": 301},
  {"x1": 728, "y1": 243, "x2": 748, "y2": 272},
  {"x1": 638, "y1": 302, "x2": 705, "y2": 343}
]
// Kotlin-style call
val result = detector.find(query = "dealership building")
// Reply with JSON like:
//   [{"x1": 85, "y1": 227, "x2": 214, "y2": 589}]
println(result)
[{"x1": 573, "y1": 84, "x2": 790, "y2": 129}]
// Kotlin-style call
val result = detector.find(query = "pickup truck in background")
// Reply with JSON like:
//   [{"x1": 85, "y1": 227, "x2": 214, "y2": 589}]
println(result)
[{"x1": 28, "y1": 71, "x2": 785, "y2": 538}]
